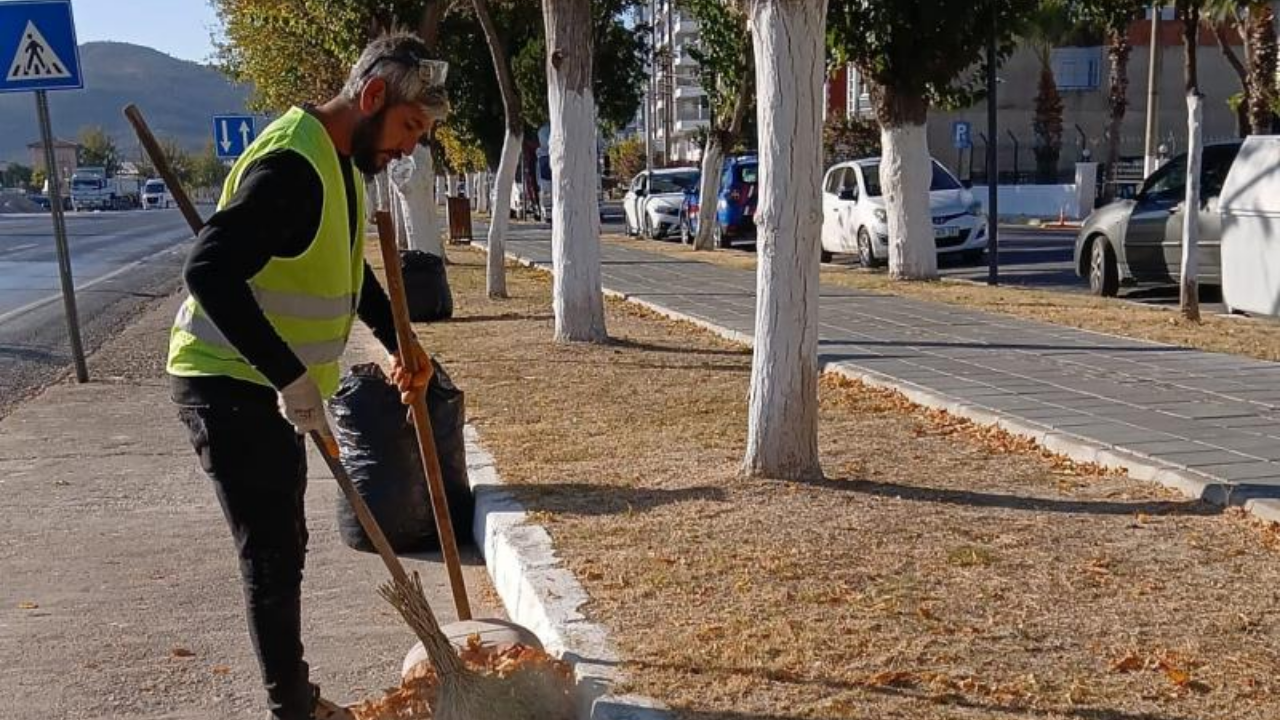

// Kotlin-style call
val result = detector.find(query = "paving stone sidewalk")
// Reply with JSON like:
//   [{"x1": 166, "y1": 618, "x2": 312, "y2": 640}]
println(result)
[{"x1": 485, "y1": 225, "x2": 1280, "y2": 516}]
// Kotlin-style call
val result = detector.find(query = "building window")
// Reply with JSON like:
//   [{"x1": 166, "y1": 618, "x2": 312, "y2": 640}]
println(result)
[{"x1": 1051, "y1": 47, "x2": 1102, "y2": 91}]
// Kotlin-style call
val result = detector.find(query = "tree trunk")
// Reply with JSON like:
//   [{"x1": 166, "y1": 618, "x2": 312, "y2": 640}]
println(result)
[
  {"x1": 1180, "y1": 1, "x2": 1201, "y2": 322},
  {"x1": 390, "y1": 145, "x2": 443, "y2": 257},
  {"x1": 1247, "y1": 3, "x2": 1278, "y2": 135},
  {"x1": 473, "y1": 0, "x2": 523, "y2": 299},
  {"x1": 692, "y1": 135, "x2": 725, "y2": 250},
  {"x1": 694, "y1": 58, "x2": 753, "y2": 252},
  {"x1": 1212, "y1": 23, "x2": 1250, "y2": 137},
  {"x1": 1181, "y1": 91, "x2": 1202, "y2": 322},
  {"x1": 881, "y1": 122, "x2": 937, "y2": 279},
  {"x1": 1103, "y1": 29, "x2": 1132, "y2": 202},
  {"x1": 543, "y1": 0, "x2": 607, "y2": 342},
  {"x1": 742, "y1": 0, "x2": 824, "y2": 481}
]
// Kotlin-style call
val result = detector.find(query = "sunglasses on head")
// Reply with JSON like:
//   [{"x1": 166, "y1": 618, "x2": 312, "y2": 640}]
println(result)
[{"x1": 363, "y1": 47, "x2": 449, "y2": 87}]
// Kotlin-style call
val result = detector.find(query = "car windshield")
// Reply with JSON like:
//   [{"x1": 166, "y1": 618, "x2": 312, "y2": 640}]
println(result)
[
  {"x1": 650, "y1": 171, "x2": 699, "y2": 194},
  {"x1": 1141, "y1": 144, "x2": 1241, "y2": 200},
  {"x1": 145, "y1": 181, "x2": 165, "y2": 193},
  {"x1": 860, "y1": 160, "x2": 962, "y2": 198},
  {"x1": 72, "y1": 178, "x2": 100, "y2": 190}
]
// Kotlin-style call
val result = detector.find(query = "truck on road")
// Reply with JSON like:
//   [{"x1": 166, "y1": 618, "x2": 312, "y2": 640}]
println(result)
[{"x1": 69, "y1": 167, "x2": 141, "y2": 211}]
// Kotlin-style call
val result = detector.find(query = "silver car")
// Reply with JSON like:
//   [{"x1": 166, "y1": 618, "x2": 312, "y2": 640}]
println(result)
[{"x1": 1075, "y1": 141, "x2": 1241, "y2": 296}]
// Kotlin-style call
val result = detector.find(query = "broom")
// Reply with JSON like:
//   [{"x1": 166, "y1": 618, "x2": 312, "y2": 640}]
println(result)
[{"x1": 122, "y1": 103, "x2": 574, "y2": 720}]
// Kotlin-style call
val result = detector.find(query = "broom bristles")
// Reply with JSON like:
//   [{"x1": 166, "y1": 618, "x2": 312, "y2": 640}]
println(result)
[{"x1": 376, "y1": 572, "x2": 576, "y2": 720}]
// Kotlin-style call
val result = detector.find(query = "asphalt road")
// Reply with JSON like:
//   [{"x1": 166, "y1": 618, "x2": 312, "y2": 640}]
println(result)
[{"x1": 0, "y1": 208, "x2": 194, "y2": 418}]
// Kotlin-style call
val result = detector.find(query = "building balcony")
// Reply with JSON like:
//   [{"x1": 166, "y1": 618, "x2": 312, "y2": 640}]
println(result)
[
  {"x1": 675, "y1": 117, "x2": 710, "y2": 135},
  {"x1": 674, "y1": 84, "x2": 705, "y2": 100}
]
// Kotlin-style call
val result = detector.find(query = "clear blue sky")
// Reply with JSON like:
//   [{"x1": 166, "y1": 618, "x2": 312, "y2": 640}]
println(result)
[{"x1": 70, "y1": 0, "x2": 220, "y2": 63}]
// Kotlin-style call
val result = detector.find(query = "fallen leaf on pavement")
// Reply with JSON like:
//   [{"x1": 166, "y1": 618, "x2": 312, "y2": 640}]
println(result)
[
  {"x1": 17, "y1": 602, "x2": 38, "y2": 610},
  {"x1": 170, "y1": 647, "x2": 196, "y2": 659}
]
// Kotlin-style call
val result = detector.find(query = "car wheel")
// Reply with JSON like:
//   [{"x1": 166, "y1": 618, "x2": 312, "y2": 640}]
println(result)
[
  {"x1": 857, "y1": 228, "x2": 882, "y2": 268},
  {"x1": 714, "y1": 222, "x2": 730, "y2": 249},
  {"x1": 820, "y1": 249, "x2": 834, "y2": 263},
  {"x1": 1089, "y1": 237, "x2": 1120, "y2": 297}
]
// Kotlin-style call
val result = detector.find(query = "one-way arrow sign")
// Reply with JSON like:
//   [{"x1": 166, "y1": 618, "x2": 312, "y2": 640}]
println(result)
[{"x1": 213, "y1": 114, "x2": 255, "y2": 159}]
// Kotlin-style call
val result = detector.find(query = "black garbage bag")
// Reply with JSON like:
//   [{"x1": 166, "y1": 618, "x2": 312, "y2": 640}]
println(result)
[
  {"x1": 401, "y1": 250, "x2": 453, "y2": 322},
  {"x1": 330, "y1": 361, "x2": 473, "y2": 554}
]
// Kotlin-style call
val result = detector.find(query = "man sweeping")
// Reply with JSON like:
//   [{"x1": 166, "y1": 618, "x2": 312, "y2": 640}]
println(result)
[{"x1": 168, "y1": 32, "x2": 449, "y2": 720}]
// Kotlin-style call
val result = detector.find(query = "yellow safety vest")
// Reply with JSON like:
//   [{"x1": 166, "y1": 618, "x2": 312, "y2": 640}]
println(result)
[{"x1": 167, "y1": 106, "x2": 365, "y2": 397}]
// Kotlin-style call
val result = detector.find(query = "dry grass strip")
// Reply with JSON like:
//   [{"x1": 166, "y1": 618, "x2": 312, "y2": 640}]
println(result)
[{"x1": 407, "y1": 247, "x2": 1280, "y2": 720}]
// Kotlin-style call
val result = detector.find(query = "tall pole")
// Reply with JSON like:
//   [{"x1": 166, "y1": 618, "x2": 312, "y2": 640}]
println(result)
[
  {"x1": 1144, "y1": 3, "x2": 1163, "y2": 177},
  {"x1": 987, "y1": 2, "x2": 999, "y2": 286},
  {"x1": 35, "y1": 90, "x2": 88, "y2": 383},
  {"x1": 647, "y1": 0, "x2": 656, "y2": 174}
]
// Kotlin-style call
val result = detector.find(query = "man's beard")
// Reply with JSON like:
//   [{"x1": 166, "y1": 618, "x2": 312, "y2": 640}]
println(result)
[{"x1": 351, "y1": 108, "x2": 389, "y2": 175}]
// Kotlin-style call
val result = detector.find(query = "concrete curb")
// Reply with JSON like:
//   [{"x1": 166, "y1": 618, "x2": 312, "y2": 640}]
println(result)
[
  {"x1": 493, "y1": 244, "x2": 1280, "y2": 525},
  {"x1": 464, "y1": 425, "x2": 673, "y2": 720}
]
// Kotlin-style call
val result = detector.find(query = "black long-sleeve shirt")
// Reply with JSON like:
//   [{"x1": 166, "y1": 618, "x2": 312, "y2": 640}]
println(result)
[{"x1": 170, "y1": 147, "x2": 397, "y2": 407}]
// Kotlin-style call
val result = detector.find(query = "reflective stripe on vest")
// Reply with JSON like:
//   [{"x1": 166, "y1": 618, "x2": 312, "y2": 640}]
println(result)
[{"x1": 175, "y1": 301, "x2": 347, "y2": 366}]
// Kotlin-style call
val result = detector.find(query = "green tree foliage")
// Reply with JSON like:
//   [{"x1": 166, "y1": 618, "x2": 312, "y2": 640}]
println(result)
[
  {"x1": 823, "y1": 115, "x2": 880, "y2": 165},
  {"x1": 160, "y1": 138, "x2": 194, "y2": 187},
  {"x1": 31, "y1": 167, "x2": 46, "y2": 192},
  {"x1": 436, "y1": 124, "x2": 488, "y2": 173},
  {"x1": 607, "y1": 136, "x2": 646, "y2": 182},
  {"x1": 78, "y1": 126, "x2": 120, "y2": 175},
  {"x1": 511, "y1": 0, "x2": 648, "y2": 135},
  {"x1": 828, "y1": 0, "x2": 1039, "y2": 126},
  {"x1": 192, "y1": 142, "x2": 231, "y2": 192},
  {"x1": 1, "y1": 163, "x2": 33, "y2": 189},
  {"x1": 683, "y1": 0, "x2": 752, "y2": 139},
  {"x1": 214, "y1": 0, "x2": 646, "y2": 168}
]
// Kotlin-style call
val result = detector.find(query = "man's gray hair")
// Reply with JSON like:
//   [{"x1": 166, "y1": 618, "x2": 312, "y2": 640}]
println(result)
[{"x1": 341, "y1": 31, "x2": 450, "y2": 120}]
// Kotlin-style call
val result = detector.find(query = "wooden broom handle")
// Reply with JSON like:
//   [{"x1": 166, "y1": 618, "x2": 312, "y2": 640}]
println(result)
[
  {"x1": 373, "y1": 210, "x2": 472, "y2": 621},
  {"x1": 123, "y1": 104, "x2": 205, "y2": 234}
]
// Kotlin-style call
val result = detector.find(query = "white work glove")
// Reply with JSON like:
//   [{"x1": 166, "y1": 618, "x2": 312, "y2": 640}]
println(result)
[{"x1": 278, "y1": 374, "x2": 329, "y2": 436}]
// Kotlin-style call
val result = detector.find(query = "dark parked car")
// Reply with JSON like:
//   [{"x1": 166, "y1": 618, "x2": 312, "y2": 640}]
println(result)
[
  {"x1": 1075, "y1": 141, "x2": 1242, "y2": 297},
  {"x1": 679, "y1": 154, "x2": 758, "y2": 247}
]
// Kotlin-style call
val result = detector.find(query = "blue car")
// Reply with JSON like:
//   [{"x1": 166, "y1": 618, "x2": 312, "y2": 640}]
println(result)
[{"x1": 679, "y1": 154, "x2": 758, "y2": 247}]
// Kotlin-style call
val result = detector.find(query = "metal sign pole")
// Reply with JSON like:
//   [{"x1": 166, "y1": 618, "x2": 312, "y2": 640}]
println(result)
[{"x1": 35, "y1": 89, "x2": 88, "y2": 382}]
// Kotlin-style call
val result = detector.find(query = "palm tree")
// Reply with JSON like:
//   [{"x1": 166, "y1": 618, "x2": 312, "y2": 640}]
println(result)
[
  {"x1": 1024, "y1": 0, "x2": 1071, "y2": 182},
  {"x1": 1206, "y1": 0, "x2": 1278, "y2": 134},
  {"x1": 1073, "y1": 0, "x2": 1148, "y2": 200}
]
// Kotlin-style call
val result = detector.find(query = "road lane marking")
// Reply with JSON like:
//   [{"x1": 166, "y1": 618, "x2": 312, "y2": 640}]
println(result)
[{"x1": 0, "y1": 243, "x2": 187, "y2": 325}]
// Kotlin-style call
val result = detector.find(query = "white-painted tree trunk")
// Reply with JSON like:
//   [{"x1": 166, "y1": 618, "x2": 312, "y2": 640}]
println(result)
[
  {"x1": 436, "y1": 176, "x2": 446, "y2": 206},
  {"x1": 742, "y1": 0, "x2": 824, "y2": 481},
  {"x1": 488, "y1": 130, "x2": 521, "y2": 298},
  {"x1": 1180, "y1": 92, "x2": 1202, "y2": 321},
  {"x1": 693, "y1": 137, "x2": 725, "y2": 250},
  {"x1": 543, "y1": 0, "x2": 607, "y2": 342},
  {"x1": 882, "y1": 123, "x2": 938, "y2": 280},
  {"x1": 390, "y1": 145, "x2": 443, "y2": 257}
]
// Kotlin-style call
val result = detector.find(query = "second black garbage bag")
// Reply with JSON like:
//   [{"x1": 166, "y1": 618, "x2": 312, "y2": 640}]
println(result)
[{"x1": 329, "y1": 360, "x2": 473, "y2": 554}]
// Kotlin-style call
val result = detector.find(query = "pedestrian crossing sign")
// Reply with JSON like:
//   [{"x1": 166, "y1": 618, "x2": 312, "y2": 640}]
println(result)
[{"x1": 0, "y1": 1, "x2": 82, "y2": 93}]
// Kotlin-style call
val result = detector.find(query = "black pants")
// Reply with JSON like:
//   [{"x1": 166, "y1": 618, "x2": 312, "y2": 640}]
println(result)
[{"x1": 178, "y1": 400, "x2": 315, "y2": 720}]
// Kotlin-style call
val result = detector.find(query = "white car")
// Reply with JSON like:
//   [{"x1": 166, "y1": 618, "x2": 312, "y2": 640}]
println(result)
[
  {"x1": 821, "y1": 157, "x2": 987, "y2": 266},
  {"x1": 623, "y1": 167, "x2": 699, "y2": 240},
  {"x1": 141, "y1": 178, "x2": 175, "y2": 210}
]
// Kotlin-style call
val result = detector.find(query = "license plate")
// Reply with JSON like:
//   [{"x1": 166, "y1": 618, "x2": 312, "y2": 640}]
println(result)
[{"x1": 933, "y1": 226, "x2": 959, "y2": 238}]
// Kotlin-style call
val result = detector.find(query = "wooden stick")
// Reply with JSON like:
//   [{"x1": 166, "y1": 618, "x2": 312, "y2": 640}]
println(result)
[
  {"x1": 373, "y1": 210, "x2": 473, "y2": 621},
  {"x1": 122, "y1": 104, "x2": 206, "y2": 234}
]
